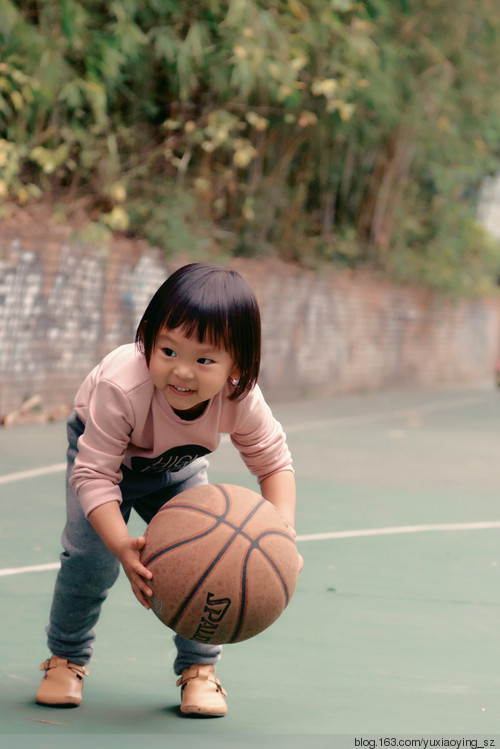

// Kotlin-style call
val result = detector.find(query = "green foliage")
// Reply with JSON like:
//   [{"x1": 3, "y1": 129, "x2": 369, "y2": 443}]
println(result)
[
  {"x1": 389, "y1": 195, "x2": 500, "y2": 296},
  {"x1": 1, "y1": 0, "x2": 500, "y2": 294}
]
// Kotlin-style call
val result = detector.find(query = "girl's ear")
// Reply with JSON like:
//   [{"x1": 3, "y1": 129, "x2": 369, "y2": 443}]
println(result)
[
  {"x1": 230, "y1": 365, "x2": 241, "y2": 381},
  {"x1": 136, "y1": 320, "x2": 150, "y2": 362}
]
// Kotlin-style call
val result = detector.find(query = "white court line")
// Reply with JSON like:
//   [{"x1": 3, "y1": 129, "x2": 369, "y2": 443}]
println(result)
[
  {"x1": 283, "y1": 394, "x2": 487, "y2": 435},
  {"x1": 0, "y1": 393, "x2": 488, "y2": 487},
  {"x1": 296, "y1": 520, "x2": 500, "y2": 542},
  {"x1": 0, "y1": 562, "x2": 60, "y2": 577},
  {"x1": 0, "y1": 463, "x2": 66, "y2": 485},
  {"x1": 0, "y1": 391, "x2": 494, "y2": 578},
  {"x1": 2, "y1": 520, "x2": 500, "y2": 577}
]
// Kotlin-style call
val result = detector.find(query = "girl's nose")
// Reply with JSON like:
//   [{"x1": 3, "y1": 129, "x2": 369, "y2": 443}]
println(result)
[{"x1": 172, "y1": 361, "x2": 193, "y2": 380}]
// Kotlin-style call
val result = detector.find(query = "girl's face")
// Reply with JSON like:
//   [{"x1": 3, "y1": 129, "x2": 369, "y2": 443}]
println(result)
[{"x1": 148, "y1": 325, "x2": 240, "y2": 419}]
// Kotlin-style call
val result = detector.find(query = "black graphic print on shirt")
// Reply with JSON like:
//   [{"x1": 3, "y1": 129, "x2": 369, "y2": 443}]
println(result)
[{"x1": 130, "y1": 445, "x2": 211, "y2": 474}]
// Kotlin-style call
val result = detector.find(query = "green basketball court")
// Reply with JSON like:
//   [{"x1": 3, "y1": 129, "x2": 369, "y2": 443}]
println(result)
[{"x1": 1, "y1": 382, "x2": 499, "y2": 746}]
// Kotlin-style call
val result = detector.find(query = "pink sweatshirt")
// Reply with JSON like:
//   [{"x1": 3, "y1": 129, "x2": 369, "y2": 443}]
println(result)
[{"x1": 71, "y1": 344, "x2": 293, "y2": 518}]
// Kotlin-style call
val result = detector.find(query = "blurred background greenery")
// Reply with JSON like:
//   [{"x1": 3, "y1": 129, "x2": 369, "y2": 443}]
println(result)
[{"x1": 1, "y1": 0, "x2": 500, "y2": 295}]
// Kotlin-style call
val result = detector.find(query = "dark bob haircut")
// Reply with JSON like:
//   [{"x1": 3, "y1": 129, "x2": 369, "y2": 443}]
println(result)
[{"x1": 135, "y1": 263, "x2": 261, "y2": 400}]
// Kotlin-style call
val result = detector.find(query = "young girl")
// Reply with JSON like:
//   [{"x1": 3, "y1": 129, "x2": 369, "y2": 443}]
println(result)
[{"x1": 36, "y1": 263, "x2": 297, "y2": 717}]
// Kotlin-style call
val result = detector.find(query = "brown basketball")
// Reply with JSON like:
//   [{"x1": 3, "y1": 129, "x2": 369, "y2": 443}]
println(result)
[{"x1": 141, "y1": 483, "x2": 299, "y2": 644}]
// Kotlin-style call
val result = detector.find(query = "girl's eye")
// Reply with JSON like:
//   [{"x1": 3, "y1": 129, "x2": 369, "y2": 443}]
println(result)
[
  {"x1": 163, "y1": 348, "x2": 176, "y2": 358},
  {"x1": 198, "y1": 357, "x2": 214, "y2": 365}
]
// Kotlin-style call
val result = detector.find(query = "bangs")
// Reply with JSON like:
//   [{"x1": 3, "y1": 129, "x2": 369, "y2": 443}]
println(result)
[{"x1": 162, "y1": 301, "x2": 234, "y2": 356}]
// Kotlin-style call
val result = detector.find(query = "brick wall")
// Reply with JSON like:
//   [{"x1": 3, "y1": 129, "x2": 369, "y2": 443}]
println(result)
[{"x1": 1, "y1": 234, "x2": 499, "y2": 421}]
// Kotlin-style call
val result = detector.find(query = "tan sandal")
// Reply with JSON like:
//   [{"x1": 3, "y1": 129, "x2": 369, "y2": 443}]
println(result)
[
  {"x1": 36, "y1": 655, "x2": 89, "y2": 708},
  {"x1": 177, "y1": 664, "x2": 227, "y2": 717}
]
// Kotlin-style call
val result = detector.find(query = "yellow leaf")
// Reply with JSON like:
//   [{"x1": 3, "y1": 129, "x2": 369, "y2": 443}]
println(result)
[
  {"x1": 233, "y1": 141, "x2": 257, "y2": 169},
  {"x1": 278, "y1": 85, "x2": 293, "y2": 100},
  {"x1": 43, "y1": 160, "x2": 56, "y2": 174},
  {"x1": 290, "y1": 56, "x2": 308, "y2": 72},
  {"x1": 10, "y1": 90, "x2": 24, "y2": 111},
  {"x1": 243, "y1": 203, "x2": 255, "y2": 221},
  {"x1": 287, "y1": 0, "x2": 309, "y2": 22},
  {"x1": 17, "y1": 187, "x2": 29, "y2": 204},
  {"x1": 194, "y1": 177, "x2": 210, "y2": 193},
  {"x1": 102, "y1": 206, "x2": 129, "y2": 231},
  {"x1": 339, "y1": 103, "x2": 355, "y2": 121},
  {"x1": 437, "y1": 115, "x2": 451, "y2": 132},
  {"x1": 298, "y1": 111, "x2": 318, "y2": 127},
  {"x1": 246, "y1": 112, "x2": 268, "y2": 131},
  {"x1": 311, "y1": 79, "x2": 338, "y2": 97},
  {"x1": 233, "y1": 46, "x2": 248, "y2": 60},
  {"x1": 30, "y1": 146, "x2": 48, "y2": 165},
  {"x1": 110, "y1": 182, "x2": 127, "y2": 203},
  {"x1": 268, "y1": 63, "x2": 282, "y2": 80},
  {"x1": 164, "y1": 119, "x2": 182, "y2": 130}
]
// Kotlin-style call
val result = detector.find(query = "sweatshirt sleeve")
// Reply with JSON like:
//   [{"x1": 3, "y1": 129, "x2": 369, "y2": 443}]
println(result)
[
  {"x1": 70, "y1": 378, "x2": 135, "y2": 518},
  {"x1": 229, "y1": 387, "x2": 293, "y2": 483}
]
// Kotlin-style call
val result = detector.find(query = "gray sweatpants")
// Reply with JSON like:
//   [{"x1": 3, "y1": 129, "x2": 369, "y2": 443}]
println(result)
[{"x1": 44, "y1": 413, "x2": 222, "y2": 674}]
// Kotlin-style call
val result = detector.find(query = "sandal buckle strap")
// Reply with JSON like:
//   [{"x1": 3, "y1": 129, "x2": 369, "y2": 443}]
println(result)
[
  {"x1": 39, "y1": 657, "x2": 89, "y2": 678},
  {"x1": 176, "y1": 668, "x2": 227, "y2": 696}
]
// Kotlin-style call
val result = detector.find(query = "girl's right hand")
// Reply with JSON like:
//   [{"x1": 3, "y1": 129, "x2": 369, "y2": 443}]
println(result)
[
  {"x1": 88, "y1": 503, "x2": 153, "y2": 608},
  {"x1": 114, "y1": 535, "x2": 154, "y2": 609}
]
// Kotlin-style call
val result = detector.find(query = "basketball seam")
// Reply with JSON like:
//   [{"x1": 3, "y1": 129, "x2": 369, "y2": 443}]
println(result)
[
  {"x1": 143, "y1": 525, "x2": 219, "y2": 567},
  {"x1": 146, "y1": 486, "x2": 279, "y2": 560},
  {"x1": 143, "y1": 485, "x2": 232, "y2": 567},
  {"x1": 170, "y1": 486, "x2": 266, "y2": 633},
  {"x1": 143, "y1": 488, "x2": 260, "y2": 568},
  {"x1": 145, "y1": 510, "x2": 259, "y2": 564},
  {"x1": 228, "y1": 531, "x2": 295, "y2": 643}
]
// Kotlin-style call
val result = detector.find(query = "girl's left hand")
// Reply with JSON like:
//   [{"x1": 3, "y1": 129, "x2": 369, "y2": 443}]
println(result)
[{"x1": 288, "y1": 526, "x2": 304, "y2": 573}]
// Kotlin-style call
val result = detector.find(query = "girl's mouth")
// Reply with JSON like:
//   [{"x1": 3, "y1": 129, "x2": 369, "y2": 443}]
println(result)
[{"x1": 170, "y1": 384, "x2": 193, "y2": 394}]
